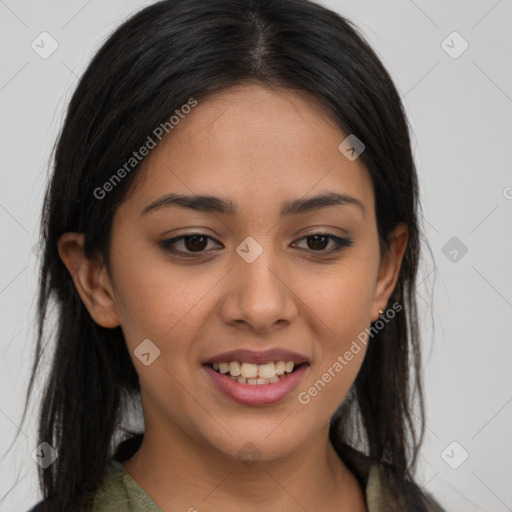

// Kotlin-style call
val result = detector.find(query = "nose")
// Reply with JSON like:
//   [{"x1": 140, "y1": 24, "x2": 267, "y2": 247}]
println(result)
[{"x1": 219, "y1": 246, "x2": 298, "y2": 334}]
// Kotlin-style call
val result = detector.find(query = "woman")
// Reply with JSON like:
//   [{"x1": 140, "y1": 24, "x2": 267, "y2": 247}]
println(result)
[{"x1": 21, "y1": 0, "x2": 444, "y2": 510}]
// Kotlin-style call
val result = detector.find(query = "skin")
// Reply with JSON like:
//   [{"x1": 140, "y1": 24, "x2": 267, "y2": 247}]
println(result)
[{"x1": 58, "y1": 83, "x2": 408, "y2": 512}]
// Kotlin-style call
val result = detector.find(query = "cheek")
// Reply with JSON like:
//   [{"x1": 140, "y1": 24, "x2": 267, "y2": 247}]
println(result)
[
  {"x1": 111, "y1": 246, "x2": 218, "y2": 344},
  {"x1": 293, "y1": 252, "x2": 376, "y2": 400},
  {"x1": 299, "y1": 334, "x2": 368, "y2": 414},
  {"x1": 296, "y1": 260, "x2": 377, "y2": 340},
  {"x1": 296, "y1": 342, "x2": 368, "y2": 425}
]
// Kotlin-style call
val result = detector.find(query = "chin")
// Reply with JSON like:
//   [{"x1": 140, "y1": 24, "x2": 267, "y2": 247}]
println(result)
[{"x1": 200, "y1": 423, "x2": 307, "y2": 464}]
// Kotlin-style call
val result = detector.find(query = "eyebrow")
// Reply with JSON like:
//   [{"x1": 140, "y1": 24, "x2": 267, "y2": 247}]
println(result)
[{"x1": 140, "y1": 191, "x2": 365, "y2": 219}]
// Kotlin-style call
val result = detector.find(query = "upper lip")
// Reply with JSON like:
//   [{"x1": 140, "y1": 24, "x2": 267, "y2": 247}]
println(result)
[{"x1": 203, "y1": 348, "x2": 310, "y2": 366}]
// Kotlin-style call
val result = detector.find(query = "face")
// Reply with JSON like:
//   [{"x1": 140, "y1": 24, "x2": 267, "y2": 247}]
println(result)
[{"x1": 64, "y1": 83, "x2": 406, "y2": 463}]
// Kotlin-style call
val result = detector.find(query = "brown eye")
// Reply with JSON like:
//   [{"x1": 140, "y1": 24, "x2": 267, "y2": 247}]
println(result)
[
  {"x1": 160, "y1": 234, "x2": 222, "y2": 255},
  {"x1": 306, "y1": 234, "x2": 330, "y2": 251},
  {"x1": 293, "y1": 233, "x2": 353, "y2": 254},
  {"x1": 183, "y1": 235, "x2": 208, "y2": 252}
]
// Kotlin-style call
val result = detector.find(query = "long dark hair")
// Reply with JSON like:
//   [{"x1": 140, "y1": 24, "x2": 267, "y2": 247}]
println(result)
[{"x1": 13, "y1": 0, "x2": 434, "y2": 510}]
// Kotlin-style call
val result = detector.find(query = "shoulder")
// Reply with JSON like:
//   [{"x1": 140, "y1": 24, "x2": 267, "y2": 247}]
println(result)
[
  {"x1": 91, "y1": 458, "x2": 162, "y2": 511},
  {"x1": 90, "y1": 459, "x2": 133, "y2": 511},
  {"x1": 334, "y1": 441, "x2": 446, "y2": 512},
  {"x1": 26, "y1": 460, "x2": 138, "y2": 512},
  {"x1": 32, "y1": 459, "x2": 142, "y2": 511},
  {"x1": 366, "y1": 462, "x2": 445, "y2": 511}
]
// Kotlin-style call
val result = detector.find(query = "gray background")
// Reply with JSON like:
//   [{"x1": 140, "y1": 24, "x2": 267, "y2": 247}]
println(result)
[{"x1": 1, "y1": 1, "x2": 511, "y2": 511}]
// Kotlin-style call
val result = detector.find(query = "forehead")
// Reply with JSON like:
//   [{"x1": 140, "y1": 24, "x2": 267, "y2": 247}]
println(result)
[{"x1": 127, "y1": 83, "x2": 374, "y2": 218}]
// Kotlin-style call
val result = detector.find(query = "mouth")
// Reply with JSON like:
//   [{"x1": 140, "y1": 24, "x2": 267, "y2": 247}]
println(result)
[
  {"x1": 203, "y1": 360, "x2": 308, "y2": 385},
  {"x1": 202, "y1": 349, "x2": 311, "y2": 406}
]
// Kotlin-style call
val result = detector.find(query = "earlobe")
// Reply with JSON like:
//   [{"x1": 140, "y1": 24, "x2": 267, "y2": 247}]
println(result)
[
  {"x1": 371, "y1": 224, "x2": 408, "y2": 321},
  {"x1": 57, "y1": 232, "x2": 120, "y2": 328}
]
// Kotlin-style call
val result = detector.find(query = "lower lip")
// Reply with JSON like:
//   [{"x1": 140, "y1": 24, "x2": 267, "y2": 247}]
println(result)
[{"x1": 203, "y1": 364, "x2": 309, "y2": 406}]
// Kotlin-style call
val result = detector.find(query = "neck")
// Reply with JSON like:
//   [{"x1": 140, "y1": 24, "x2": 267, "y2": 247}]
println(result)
[{"x1": 122, "y1": 422, "x2": 366, "y2": 512}]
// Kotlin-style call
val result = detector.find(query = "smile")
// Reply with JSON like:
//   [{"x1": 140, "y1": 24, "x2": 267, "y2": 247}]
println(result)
[
  {"x1": 207, "y1": 360, "x2": 301, "y2": 384},
  {"x1": 202, "y1": 349, "x2": 310, "y2": 406}
]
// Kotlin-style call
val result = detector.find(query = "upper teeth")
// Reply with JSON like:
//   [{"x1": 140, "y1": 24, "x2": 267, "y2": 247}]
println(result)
[{"x1": 213, "y1": 361, "x2": 295, "y2": 379}]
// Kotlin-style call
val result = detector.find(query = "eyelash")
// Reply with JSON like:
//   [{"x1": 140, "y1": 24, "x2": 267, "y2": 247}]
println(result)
[{"x1": 159, "y1": 232, "x2": 353, "y2": 257}]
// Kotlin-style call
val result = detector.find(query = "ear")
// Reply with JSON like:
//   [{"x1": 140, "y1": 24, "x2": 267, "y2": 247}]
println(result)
[
  {"x1": 57, "y1": 232, "x2": 120, "y2": 328},
  {"x1": 371, "y1": 223, "x2": 408, "y2": 322}
]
